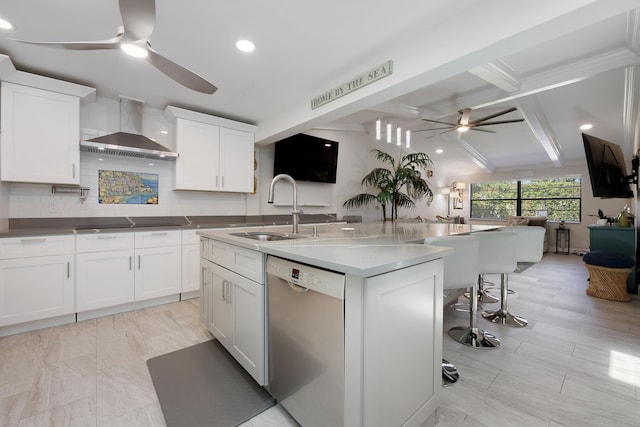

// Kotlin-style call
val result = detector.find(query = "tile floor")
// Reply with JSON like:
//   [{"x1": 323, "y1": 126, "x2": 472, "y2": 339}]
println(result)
[{"x1": 0, "y1": 253, "x2": 638, "y2": 426}]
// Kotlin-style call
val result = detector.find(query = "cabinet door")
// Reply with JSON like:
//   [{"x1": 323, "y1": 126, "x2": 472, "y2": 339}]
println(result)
[
  {"x1": 174, "y1": 118, "x2": 220, "y2": 191},
  {"x1": 230, "y1": 270, "x2": 265, "y2": 384},
  {"x1": 182, "y1": 244, "x2": 201, "y2": 294},
  {"x1": 207, "y1": 262, "x2": 233, "y2": 346},
  {"x1": 0, "y1": 255, "x2": 74, "y2": 326},
  {"x1": 134, "y1": 246, "x2": 182, "y2": 301},
  {"x1": 1, "y1": 82, "x2": 80, "y2": 185},
  {"x1": 219, "y1": 127, "x2": 254, "y2": 193},
  {"x1": 76, "y1": 250, "x2": 134, "y2": 311}
]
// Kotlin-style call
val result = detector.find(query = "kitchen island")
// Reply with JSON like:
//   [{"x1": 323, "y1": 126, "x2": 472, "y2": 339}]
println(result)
[{"x1": 198, "y1": 222, "x2": 496, "y2": 427}]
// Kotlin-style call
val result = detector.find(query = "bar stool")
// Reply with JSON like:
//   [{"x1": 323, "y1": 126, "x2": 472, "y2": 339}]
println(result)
[
  {"x1": 478, "y1": 230, "x2": 527, "y2": 327},
  {"x1": 426, "y1": 234, "x2": 501, "y2": 352}
]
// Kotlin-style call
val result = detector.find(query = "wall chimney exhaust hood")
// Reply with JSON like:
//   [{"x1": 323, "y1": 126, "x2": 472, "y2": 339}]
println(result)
[{"x1": 80, "y1": 97, "x2": 178, "y2": 160}]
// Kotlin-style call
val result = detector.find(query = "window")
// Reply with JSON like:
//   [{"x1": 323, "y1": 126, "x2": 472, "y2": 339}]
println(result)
[{"x1": 470, "y1": 177, "x2": 581, "y2": 222}]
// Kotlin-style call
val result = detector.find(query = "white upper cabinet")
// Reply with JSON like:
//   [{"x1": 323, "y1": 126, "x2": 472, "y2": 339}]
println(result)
[
  {"x1": 1, "y1": 81, "x2": 82, "y2": 184},
  {"x1": 164, "y1": 106, "x2": 256, "y2": 193}
]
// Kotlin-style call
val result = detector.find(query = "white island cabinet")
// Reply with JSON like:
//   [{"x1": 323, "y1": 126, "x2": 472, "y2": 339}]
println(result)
[
  {"x1": 198, "y1": 223, "x2": 456, "y2": 427},
  {"x1": 0, "y1": 78, "x2": 94, "y2": 185},
  {"x1": 0, "y1": 235, "x2": 75, "y2": 329},
  {"x1": 164, "y1": 106, "x2": 256, "y2": 193},
  {"x1": 200, "y1": 237, "x2": 265, "y2": 385}
]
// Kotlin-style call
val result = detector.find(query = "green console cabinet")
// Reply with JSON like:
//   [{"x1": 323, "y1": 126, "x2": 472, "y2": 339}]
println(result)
[{"x1": 587, "y1": 225, "x2": 637, "y2": 294}]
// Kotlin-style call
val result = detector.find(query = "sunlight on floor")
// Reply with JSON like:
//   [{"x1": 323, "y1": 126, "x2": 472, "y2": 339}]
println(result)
[{"x1": 608, "y1": 350, "x2": 640, "y2": 386}]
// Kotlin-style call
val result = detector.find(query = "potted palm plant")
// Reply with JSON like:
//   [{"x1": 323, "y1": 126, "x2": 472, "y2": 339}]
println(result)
[{"x1": 343, "y1": 148, "x2": 433, "y2": 221}]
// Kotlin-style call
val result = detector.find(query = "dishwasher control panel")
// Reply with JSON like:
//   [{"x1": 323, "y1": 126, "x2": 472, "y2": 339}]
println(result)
[{"x1": 266, "y1": 255, "x2": 345, "y2": 300}]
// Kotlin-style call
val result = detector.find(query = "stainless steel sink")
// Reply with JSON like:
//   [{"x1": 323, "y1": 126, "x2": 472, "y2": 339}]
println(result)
[{"x1": 229, "y1": 231, "x2": 302, "y2": 241}]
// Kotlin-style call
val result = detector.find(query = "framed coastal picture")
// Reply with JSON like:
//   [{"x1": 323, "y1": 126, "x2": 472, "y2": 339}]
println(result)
[{"x1": 98, "y1": 170, "x2": 159, "y2": 204}]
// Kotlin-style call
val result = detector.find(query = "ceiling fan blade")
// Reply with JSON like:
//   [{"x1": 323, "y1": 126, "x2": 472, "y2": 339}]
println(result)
[
  {"x1": 119, "y1": 0, "x2": 156, "y2": 40},
  {"x1": 470, "y1": 107, "x2": 518, "y2": 124},
  {"x1": 424, "y1": 129, "x2": 455, "y2": 139},
  {"x1": 413, "y1": 126, "x2": 456, "y2": 132},
  {"x1": 146, "y1": 43, "x2": 217, "y2": 94},
  {"x1": 469, "y1": 127, "x2": 496, "y2": 134},
  {"x1": 421, "y1": 118, "x2": 458, "y2": 126},
  {"x1": 8, "y1": 33, "x2": 122, "y2": 50},
  {"x1": 472, "y1": 118, "x2": 525, "y2": 127}
]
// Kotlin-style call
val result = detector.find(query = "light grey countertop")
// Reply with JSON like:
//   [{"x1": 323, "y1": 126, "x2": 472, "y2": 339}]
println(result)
[{"x1": 198, "y1": 222, "x2": 498, "y2": 277}]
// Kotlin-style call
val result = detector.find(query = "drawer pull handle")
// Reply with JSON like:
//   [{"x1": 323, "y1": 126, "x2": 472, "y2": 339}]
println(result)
[
  {"x1": 67, "y1": 262, "x2": 70, "y2": 278},
  {"x1": 138, "y1": 255, "x2": 141, "y2": 269},
  {"x1": 152, "y1": 232, "x2": 168, "y2": 237},
  {"x1": 97, "y1": 234, "x2": 118, "y2": 239},
  {"x1": 20, "y1": 238, "x2": 46, "y2": 244},
  {"x1": 129, "y1": 256, "x2": 132, "y2": 271}
]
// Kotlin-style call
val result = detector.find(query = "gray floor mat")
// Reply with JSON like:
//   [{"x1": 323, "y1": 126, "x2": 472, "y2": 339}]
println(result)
[{"x1": 147, "y1": 339, "x2": 275, "y2": 427}]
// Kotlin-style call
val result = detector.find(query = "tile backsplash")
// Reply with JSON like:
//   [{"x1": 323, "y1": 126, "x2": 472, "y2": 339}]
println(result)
[{"x1": 8, "y1": 152, "x2": 249, "y2": 218}]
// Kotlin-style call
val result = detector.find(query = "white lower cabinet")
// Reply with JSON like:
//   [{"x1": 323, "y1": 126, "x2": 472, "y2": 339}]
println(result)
[
  {"x1": 201, "y1": 238, "x2": 265, "y2": 385},
  {"x1": 76, "y1": 249, "x2": 134, "y2": 311},
  {"x1": 134, "y1": 245, "x2": 182, "y2": 300},
  {"x1": 76, "y1": 231, "x2": 181, "y2": 313},
  {"x1": 0, "y1": 236, "x2": 75, "y2": 327}
]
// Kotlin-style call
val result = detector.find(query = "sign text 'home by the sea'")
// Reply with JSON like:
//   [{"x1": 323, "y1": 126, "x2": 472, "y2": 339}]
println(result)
[{"x1": 311, "y1": 61, "x2": 393, "y2": 109}]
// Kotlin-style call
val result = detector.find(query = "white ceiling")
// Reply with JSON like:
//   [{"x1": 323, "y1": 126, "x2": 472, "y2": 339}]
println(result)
[{"x1": 0, "y1": 0, "x2": 639, "y2": 178}]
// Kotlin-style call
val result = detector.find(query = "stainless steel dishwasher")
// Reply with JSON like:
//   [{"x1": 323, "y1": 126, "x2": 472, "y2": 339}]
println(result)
[{"x1": 266, "y1": 255, "x2": 345, "y2": 427}]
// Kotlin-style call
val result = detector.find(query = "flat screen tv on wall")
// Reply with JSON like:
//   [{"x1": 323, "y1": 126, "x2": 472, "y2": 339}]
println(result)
[
  {"x1": 273, "y1": 134, "x2": 339, "y2": 184},
  {"x1": 582, "y1": 132, "x2": 634, "y2": 198}
]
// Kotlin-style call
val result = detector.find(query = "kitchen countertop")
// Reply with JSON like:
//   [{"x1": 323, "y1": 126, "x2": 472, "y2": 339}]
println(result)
[
  {"x1": 198, "y1": 222, "x2": 498, "y2": 277},
  {"x1": 0, "y1": 214, "x2": 341, "y2": 237}
]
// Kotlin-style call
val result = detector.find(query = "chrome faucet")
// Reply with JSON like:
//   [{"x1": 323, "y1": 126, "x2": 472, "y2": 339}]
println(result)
[{"x1": 268, "y1": 174, "x2": 299, "y2": 234}]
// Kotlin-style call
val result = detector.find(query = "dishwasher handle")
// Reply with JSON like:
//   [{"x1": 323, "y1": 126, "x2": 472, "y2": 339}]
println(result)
[{"x1": 287, "y1": 281, "x2": 310, "y2": 293}]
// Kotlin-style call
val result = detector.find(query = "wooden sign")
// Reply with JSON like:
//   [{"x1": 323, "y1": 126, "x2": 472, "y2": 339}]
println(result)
[{"x1": 311, "y1": 60, "x2": 393, "y2": 109}]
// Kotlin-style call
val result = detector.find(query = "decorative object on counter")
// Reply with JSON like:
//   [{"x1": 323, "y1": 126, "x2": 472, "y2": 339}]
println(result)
[
  {"x1": 590, "y1": 209, "x2": 612, "y2": 226},
  {"x1": 558, "y1": 220, "x2": 565, "y2": 229},
  {"x1": 343, "y1": 148, "x2": 433, "y2": 221},
  {"x1": 99, "y1": 170, "x2": 158, "y2": 204}
]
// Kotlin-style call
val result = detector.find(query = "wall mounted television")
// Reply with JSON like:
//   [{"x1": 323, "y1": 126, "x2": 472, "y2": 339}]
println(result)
[
  {"x1": 273, "y1": 133, "x2": 339, "y2": 184},
  {"x1": 582, "y1": 132, "x2": 636, "y2": 198}
]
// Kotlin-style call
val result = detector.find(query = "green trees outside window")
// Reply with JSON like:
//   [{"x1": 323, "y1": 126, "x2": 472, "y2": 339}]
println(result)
[{"x1": 471, "y1": 177, "x2": 581, "y2": 221}]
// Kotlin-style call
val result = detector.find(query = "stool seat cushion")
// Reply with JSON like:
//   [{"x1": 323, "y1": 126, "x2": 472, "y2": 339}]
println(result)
[{"x1": 583, "y1": 250, "x2": 634, "y2": 268}]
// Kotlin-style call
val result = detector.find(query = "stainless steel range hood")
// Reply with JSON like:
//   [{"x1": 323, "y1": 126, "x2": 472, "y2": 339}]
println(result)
[{"x1": 80, "y1": 97, "x2": 178, "y2": 160}]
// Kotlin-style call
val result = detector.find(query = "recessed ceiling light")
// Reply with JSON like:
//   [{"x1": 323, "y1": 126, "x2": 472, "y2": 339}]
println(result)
[
  {"x1": 580, "y1": 123, "x2": 593, "y2": 130},
  {"x1": 160, "y1": 129, "x2": 168, "y2": 134},
  {"x1": 436, "y1": 149, "x2": 444, "y2": 154},
  {"x1": 121, "y1": 43, "x2": 148, "y2": 58},
  {"x1": 0, "y1": 17, "x2": 13, "y2": 30},
  {"x1": 236, "y1": 39, "x2": 255, "y2": 53}
]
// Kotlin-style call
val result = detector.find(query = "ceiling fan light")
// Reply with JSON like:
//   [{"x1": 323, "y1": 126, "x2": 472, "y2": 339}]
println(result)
[
  {"x1": 121, "y1": 43, "x2": 148, "y2": 58},
  {"x1": 457, "y1": 125, "x2": 469, "y2": 133},
  {"x1": 0, "y1": 17, "x2": 13, "y2": 30},
  {"x1": 236, "y1": 39, "x2": 255, "y2": 53}
]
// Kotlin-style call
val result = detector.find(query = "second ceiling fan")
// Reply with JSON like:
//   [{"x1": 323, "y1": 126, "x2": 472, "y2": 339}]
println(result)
[{"x1": 416, "y1": 107, "x2": 524, "y2": 138}]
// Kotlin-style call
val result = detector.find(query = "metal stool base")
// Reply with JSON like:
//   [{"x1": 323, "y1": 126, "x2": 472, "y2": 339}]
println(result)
[
  {"x1": 464, "y1": 290, "x2": 499, "y2": 304},
  {"x1": 442, "y1": 359, "x2": 459, "y2": 387},
  {"x1": 481, "y1": 309, "x2": 528, "y2": 327},
  {"x1": 448, "y1": 326, "x2": 501, "y2": 349}
]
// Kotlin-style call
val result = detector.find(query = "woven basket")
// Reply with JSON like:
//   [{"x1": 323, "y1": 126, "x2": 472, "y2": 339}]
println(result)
[{"x1": 584, "y1": 263, "x2": 631, "y2": 302}]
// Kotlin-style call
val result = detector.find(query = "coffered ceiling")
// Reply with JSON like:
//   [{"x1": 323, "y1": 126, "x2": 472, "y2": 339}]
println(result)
[{"x1": 0, "y1": 0, "x2": 639, "y2": 177}]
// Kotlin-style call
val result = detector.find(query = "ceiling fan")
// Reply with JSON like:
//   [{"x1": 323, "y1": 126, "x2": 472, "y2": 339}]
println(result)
[
  {"x1": 415, "y1": 107, "x2": 524, "y2": 138},
  {"x1": 9, "y1": 0, "x2": 217, "y2": 94}
]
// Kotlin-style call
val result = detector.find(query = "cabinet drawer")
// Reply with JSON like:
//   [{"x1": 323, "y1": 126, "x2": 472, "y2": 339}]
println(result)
[
  {"x1": 134, "y1": 230, "x2": 182, "y2": 248},
  {"x1": 229, "y1": 245, "x2": 264, "y2": 284},
  {"x1": 76, "y1": 233, "x2": 134, "y2": 253},
  {"x1": 0, "y1": 235, "x2": 75, "y2": 259},
  {"x1": 199, "y1": 238, "x2": 209, "y2": 259},
  {"x1": 208, "y1": 239, "x2": 230, "y2": 265}
]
